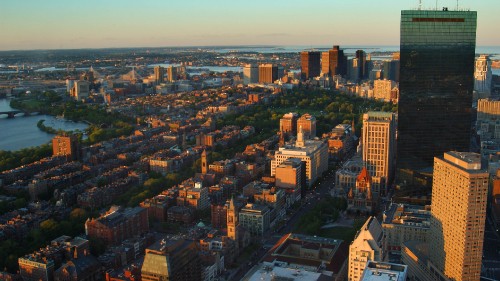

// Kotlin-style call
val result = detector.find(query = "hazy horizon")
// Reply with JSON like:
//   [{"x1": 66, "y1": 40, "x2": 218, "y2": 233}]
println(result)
[{"x1": 1, "y1": 0, "x2": 500, "y2": 51}]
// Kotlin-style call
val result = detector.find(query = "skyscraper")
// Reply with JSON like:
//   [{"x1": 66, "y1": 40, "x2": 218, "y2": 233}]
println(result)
[
  {"x1": 258, "y1": 63, "x2": 278, "y2": 84},
  {"x1": 429, "y1": 152, "x2": 488, "y2": 281},
  {"x1": 355, "y1": 50, "x2": 367, "y2": 79},
  {"x1": 321, "y1": 45, "x2": 347, "y2": 77},
  {"x1": 154, "y1": 66, "x2": 165, "y2": 84},
  {"x1": 362, "y1": 112, "x2": 397, "y2": 199},
  {"x1": 300, "y1": 51, "x2": 321, "y2": 80},
  {"x1": 397, "y1": 10, "x2": 477, "y2": 174},
  {"x1": 474, "y1": 55, "x2": 492, "y2": 98},
  {"x1": 243, "y1": 64, "x2": 259, "y2": 85}
]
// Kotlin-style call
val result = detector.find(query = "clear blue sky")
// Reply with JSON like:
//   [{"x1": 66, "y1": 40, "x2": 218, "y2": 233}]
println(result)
[{"x1": 0, "y1": 0, "x2": 498, "y2": 50}]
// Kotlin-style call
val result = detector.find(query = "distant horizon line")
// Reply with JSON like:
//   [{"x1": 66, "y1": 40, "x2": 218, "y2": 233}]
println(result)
[{"x1": 1, "y1": 44, "x2": 500, "y2": 53}]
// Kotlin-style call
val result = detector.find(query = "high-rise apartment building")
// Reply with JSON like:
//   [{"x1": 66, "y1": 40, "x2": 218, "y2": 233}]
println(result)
[
  {"x1": 362, "y1": 112, "x2": 397, "y2": 198},
  {"x1": 373, "y1": 79, "x2": 397, "y2": 102},
  {"x1": 429, "y1": 152, "x2": 488, "y2": 281},
  {"x1": 397, "y1": 10, "x2": 477, "y2": 173},
  {"x1": 474, "y1": 55, "x2": 492, "y2": 98},
  {"x1": 322, "y1": 45, "x2": 347, "y2": 77},
  {"x1": 258, "y1": 64, "x2": 278, "y2": 84},
  {"x1": 52, "y1": 135, "x2": 80, "y2": 161},
  {"x1": 300, "y1": 51, "x2": 321, "y2": 80},
  {"x1": 243, "y1": 64, "x2": 259, "y2": 85},
  {"x1": 154, "y1": 66, "x2": 165, "y2": 84}
]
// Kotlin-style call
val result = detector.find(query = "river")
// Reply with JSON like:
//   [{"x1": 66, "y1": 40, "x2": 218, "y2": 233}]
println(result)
[{"x1": 0, "y1": 99, "x2": 88, "y2": 151}]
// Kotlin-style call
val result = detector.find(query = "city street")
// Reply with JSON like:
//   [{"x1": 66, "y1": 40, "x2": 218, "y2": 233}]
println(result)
[{"x1": 230, "y1": 168, "x2": 337, "y2": 281}]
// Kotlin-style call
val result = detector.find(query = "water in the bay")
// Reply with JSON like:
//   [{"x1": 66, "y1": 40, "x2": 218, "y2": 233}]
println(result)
[{"x1": 0, "y1": 99, "x2": 88, "y2": 151}]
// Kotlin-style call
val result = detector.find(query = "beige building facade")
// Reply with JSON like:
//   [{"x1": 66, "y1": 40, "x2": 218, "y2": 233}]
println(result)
[
  {"x1": 362, "y1": 112, "x2": 396, "y2": 199},
  {"x1": 429, "y1": 152, "x2": 489, "y2": 281}
]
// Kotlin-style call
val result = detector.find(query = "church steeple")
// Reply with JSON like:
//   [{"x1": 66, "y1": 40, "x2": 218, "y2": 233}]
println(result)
[
  {"x1": 201, "y1": 150, "x2": 208, "y2": 174},
  {"x1": 227, "y1": 196, "x2": 238, "y2": 241},
  {"x1": 296, "y1": 125, "x2": 305, "y2": 147}
]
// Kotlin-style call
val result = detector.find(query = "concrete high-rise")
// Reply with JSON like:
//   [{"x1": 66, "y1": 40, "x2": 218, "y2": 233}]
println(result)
[
  {"x1": 300, "y1": 51, "x2": 321, "y2": 80},
  {"x1": 362, "y1": 112, "x2": 397, "y2": 199},
  {"x1": 322, "y1": 45, "x2": 347, "y2": 77},
  {"x1": 429, "y1": 152, "x2": 488, "y2": 281},
  {"x1": 243, "y1": 64, "x2": 259, "y2": 85},
  {"x1": 397, "y1": 10, "x2": 477, "y2": 174}
]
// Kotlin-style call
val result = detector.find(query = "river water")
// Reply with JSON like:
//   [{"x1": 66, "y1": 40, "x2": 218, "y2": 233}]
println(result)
[{"x1": 0, "y1": 99, "x2": 88, "y2": 151}]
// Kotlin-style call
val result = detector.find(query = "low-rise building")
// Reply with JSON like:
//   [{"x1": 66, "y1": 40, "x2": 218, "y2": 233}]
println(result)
[
  {"x1": 360, "y1": 261, "x2": 407, "y2": 281},
  {"x1": 382, "y1": 203, "x2": 430, "y2": 255},
  {"x1": 271, "y1": 128, "x2": 328, "y2": 187},
  {"x1": 85, "y1": 206, "x2": 149, "y2": 246},
  {"x1": 261, "y1": 233, "x2": 348, "y2": 280},
  {"x1": 238, "y1": 203, "x2": 270, "y2": 236}
]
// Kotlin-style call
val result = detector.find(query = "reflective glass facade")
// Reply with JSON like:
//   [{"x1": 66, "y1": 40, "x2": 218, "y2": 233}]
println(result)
[{"x1": 397, "y1": 10, "x2": 477, "y2": 172}]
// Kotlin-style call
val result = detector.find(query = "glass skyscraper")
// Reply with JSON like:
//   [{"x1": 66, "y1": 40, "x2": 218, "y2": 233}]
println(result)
[{"x1": 397, "y1": 9, "x2": 477, "y2": 174}]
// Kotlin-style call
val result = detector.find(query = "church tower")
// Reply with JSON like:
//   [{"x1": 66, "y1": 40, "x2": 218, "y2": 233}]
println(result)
[
  {"x1": 201, "y1": 149, "x2": 208, "y2": 174},
  {"x1": 296, "y1": 125, "x2": 305, "y2": 147},
  {"x1": 226, "y1": 197, "x2": 239, "y2": 242}
]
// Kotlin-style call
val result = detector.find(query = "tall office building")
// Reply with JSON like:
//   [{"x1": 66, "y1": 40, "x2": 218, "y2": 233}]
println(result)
[
  {"x1": 259, "y1": 64, "x2": 278, "y2": 84},
  {"x1": 154, "y1": 66, "x2": 165, "y2": 84},
  {"x1": 474, "y1": 55, "x2": 492, "y2": 98},
  {"x1": 243, "y1": 64, "x2": 259, "y2": 85},
  {"x1": 356, "y1": 50, "x2": 367, "y2": 79},
  {"x1": 300, "y1": 51, "x2": 321, "y2": 80},
  {"x1": 397, "y1": 10, "x2": 477, "y2": 174},
  {"x1": 429, "y1": 152, "x2": 488, "y2": 281},
  {"x1": 362, "y1": 112, "x2": 397, "y2": 198},
  {"x1": 322, "y1": 45, "x2": 347, "y2": 77}
]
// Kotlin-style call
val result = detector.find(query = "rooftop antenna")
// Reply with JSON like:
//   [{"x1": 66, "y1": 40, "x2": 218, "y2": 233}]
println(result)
[
  {"x1": 418, "y1": 0, "x2": 422, "y2": 10},
  {"x1": 435, "y1": 0, "x2": 438, "y2": 10},
  {"x1": 456, "y1": 0, "x2": 459, "y2": 10}
]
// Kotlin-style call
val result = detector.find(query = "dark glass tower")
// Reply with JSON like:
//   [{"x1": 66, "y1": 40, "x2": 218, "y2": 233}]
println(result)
[
  {"x1": 300, "y1": 51, "x2": 321, "y2": 80},
  {"x1": 397, "y1": 9, "x2": 477, "y2": 174}
]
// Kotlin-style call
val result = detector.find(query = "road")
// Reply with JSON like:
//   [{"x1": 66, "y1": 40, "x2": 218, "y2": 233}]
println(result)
[{"x1": 230, "y1": 168, "x2": 337, "y2": 281}]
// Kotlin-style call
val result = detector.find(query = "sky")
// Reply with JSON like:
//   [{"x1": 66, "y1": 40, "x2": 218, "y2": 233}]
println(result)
[{"x1": 0, "y1": 0, "x2": 499, "y2": 51}]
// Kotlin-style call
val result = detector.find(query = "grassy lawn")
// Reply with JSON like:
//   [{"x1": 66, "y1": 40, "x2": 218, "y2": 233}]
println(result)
[{"x1": 318, "y1": 218, "x2": 367, "y2": 242}]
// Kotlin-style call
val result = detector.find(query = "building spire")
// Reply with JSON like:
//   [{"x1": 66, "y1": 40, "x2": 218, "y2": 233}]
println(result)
[{"x1": 296, "y1": 125, "x2": 305, "y2": 147}]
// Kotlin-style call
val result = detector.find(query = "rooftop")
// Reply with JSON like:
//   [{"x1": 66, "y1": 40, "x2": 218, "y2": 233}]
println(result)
[
  {"x1": 361, "y1": 261, "x2": 408, "y2": 281},
  {"x1": 246, "y1": 264, "x2": 328, "y2": 281},
  {"x1": 442, "y1": 151, "x2": 483, "y2": 171}
]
